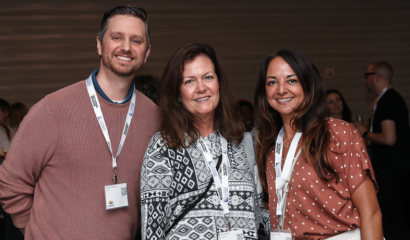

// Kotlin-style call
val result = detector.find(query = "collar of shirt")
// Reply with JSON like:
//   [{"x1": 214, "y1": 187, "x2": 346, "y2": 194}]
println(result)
[{"x1": 91, "y1": 69, "x2": 134, "y2": 104}]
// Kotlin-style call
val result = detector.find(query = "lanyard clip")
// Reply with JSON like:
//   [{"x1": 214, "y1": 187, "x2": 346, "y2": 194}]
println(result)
[
  {"x1": 278, "y1": 217, "x2": 283, "y2": 232},
  {"x1": 224, "y1": 214, "x2": 231, "y2": 231},
  {"x1": 112, "y1": 168, "x2": 117, "y2": 184}
]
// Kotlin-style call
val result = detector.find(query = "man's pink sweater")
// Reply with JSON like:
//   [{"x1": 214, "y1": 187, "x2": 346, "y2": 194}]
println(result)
[{"x1": 0, "y1": 81, "x2": 159, "y2": 239}]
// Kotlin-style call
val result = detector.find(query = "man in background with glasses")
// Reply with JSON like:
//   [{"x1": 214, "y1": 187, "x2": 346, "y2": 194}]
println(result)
[{"x1": 354, "y1": 61, "x2": 410, "y2": 240}]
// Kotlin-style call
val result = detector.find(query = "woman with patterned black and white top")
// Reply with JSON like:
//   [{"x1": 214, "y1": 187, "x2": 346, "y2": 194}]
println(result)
[{"x1": 140, "y1": 43, "x2": 269, "y2": 240}]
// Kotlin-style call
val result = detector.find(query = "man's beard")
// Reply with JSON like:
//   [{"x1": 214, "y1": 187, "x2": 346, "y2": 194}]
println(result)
[{"x1": 102, "y1": 52, "x2": 138, "y2": 78}]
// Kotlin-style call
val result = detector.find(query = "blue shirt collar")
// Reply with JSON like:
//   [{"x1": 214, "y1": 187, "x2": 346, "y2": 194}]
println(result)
[{"x1": 91, "y1": 69, "x2": 134, "y2": 104}]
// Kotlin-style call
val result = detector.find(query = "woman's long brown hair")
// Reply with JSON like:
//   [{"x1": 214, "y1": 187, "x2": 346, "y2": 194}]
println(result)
[
  {"x1": 254, "y1": 49, "x2": 338, "y2": 193},
  {"x1": 158, "y1": 43, "x2": 244, "y2": 148}
]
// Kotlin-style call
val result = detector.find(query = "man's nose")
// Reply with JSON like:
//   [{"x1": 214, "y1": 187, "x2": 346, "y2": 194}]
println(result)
[{"x1": 121, "y1": 40, "x2": 131, "y2": 52}]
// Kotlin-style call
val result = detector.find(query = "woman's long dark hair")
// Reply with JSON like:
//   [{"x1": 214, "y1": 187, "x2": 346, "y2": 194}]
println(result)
[
  {"x1": 0, "y1": 98, "x2": 11, "y2": 141},
  {"x1": 158, "y1": 43, "x2": 244, "y2": 148},
  {"x1": 325, "y1": 89, "x2": 352, "y2": 123},
  {"x1": 254, "y1": 49, "x2": 338, "y2": 192}
]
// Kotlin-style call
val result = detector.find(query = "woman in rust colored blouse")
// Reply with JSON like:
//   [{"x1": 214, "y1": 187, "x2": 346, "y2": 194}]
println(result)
[{"x1": 254, "y1": 49, "x2": 383, "y2": 240}]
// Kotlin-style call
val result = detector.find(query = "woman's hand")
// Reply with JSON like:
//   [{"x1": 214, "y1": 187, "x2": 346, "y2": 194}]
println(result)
[
  {"x1": 351, "y1": 172, "x2": 383, "y2": 240},
  {"x1": 353, "y1": 122, "x2": 367, "y2": 136}
]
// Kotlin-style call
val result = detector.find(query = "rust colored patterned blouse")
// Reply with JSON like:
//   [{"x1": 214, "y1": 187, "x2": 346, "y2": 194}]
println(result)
[{"x1": 266, "y1": 119, "x2": 377, "y2": 239}]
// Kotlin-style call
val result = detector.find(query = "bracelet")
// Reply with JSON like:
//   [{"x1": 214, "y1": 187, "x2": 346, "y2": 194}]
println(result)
[{"x1": 363, "y1": 131, "x2": 369, "y2": 139}]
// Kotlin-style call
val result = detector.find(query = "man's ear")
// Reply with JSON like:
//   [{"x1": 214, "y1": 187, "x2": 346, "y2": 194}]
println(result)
[
  {"x1": 96, "y1": 36, "x2": 102, "y2": 56},
  {"x1": 374, "y1": 74, "x2": 381, "y2": 84},
  {"x1": 143, "y1": 45, "x2": 151, "y2": 64}
]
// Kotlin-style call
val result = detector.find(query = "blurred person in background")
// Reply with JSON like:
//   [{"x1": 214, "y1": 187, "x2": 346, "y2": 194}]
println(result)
[
  {"x1": 0, "y1": 100, "x2": 23, "y2": 240},
  {"x1": 133, "y1": 74, "x2": 159, "y2": 104},
  {"x1": 325, "y1": 89, "x2": 352, "y2": 123},
  {"x1": 254, "y1": 49, "x2": 382, "y2": 240},
  {"x1": 354, "y1": 61, "x2": 410, "y2": 240},
  {"x1": 0, "y1": 98, "x2": 13, "y2": 160},
  {"x1": 238, "y1": 98, "x2": 257, "y2": 149},
  {"x1": 141, "y1": 43, "x2": 269, "y2": 240},
  {"x1": 8, "y1": 102, "x2": 29, "y2": 133}
]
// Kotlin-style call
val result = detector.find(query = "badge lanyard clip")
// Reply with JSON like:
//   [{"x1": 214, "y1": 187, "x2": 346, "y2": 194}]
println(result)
[
  {"x1": 225, "y1": 214, "x2": 231, "y2": 230},
  {"x1": 112, "y1": 167, "x2": 117, "y2": 184}
]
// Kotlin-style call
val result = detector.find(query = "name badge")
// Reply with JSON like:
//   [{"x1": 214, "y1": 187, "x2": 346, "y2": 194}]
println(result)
[
  {"x1": 219, "y1": 230, "x2": 244, "y2": 240},
  {"x1": 270, "y1": 230, "x2": 292, "y2": 240},
  {"x1": 104, "y1": 183, "x2": 129, "y2": 210}
]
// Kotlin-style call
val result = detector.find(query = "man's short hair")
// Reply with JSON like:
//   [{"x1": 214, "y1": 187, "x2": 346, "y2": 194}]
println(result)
[
  {"x1": 371, "y1": 61, "x2": 393, "y2": 83},
  {"x1": 98, "y1": 5, "x2": 150, "y2": 48}
]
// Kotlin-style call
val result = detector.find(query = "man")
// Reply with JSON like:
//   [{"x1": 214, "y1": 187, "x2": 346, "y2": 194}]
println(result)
[
  {"x1": 0, "y1": 6, "x2": 159, "y2": 239},
  {"x1": 354, "y1": 61, "x2": 410, "y2": 240}
]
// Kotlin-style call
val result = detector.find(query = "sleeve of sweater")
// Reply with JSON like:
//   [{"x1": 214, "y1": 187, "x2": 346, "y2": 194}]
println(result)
[{"x1": 0, "y1": 97, "x2": 57, "y2": 228}]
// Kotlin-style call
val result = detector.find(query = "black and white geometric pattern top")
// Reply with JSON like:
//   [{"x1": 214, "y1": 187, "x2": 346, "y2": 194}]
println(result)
[{"x1": 141, "y1": 131, "x2": 269, "y2": 240}]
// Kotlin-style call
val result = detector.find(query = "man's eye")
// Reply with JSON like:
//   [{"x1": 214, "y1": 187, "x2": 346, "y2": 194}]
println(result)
[
  {"x1": 113, "y1": 36, "x2": 120, "y2": 40},
  {"x1": 132, "y1": 40, "x2": 140, "y2": 44}
]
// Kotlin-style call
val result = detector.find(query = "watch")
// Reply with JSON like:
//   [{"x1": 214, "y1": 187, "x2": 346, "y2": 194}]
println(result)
[{"x1": 363, "y1": 131, "x2": 369, "y2": 139}]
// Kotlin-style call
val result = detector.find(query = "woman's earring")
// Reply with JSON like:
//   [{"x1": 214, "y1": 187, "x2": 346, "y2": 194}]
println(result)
[{"x1": 178, "y1": 98, "x2": 181, "y2": 103}]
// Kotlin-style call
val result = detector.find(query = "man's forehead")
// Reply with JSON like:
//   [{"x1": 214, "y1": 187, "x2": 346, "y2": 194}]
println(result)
[{"x1": 106, "y1": 14, "x2": 145, "y2": 33}]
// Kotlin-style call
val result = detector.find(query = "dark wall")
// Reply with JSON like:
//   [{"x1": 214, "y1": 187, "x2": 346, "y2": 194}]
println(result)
[{"x1": 1, "y1": 0, "x2": 409, "y2": 121}]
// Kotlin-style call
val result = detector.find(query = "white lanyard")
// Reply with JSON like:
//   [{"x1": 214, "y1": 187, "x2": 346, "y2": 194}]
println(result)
[
  {"x1": 370, "y1": 86, "x2": 391, "y2": 132},
  {"x1": 85, "y1": 75, "x2": 136, "y2": 183},
  {"x1": 197, "y1": 136, "x2": 230, "y2": 214},
  {"x1": 275, "y1": 127, "x2": 302, "y2": 216}
]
